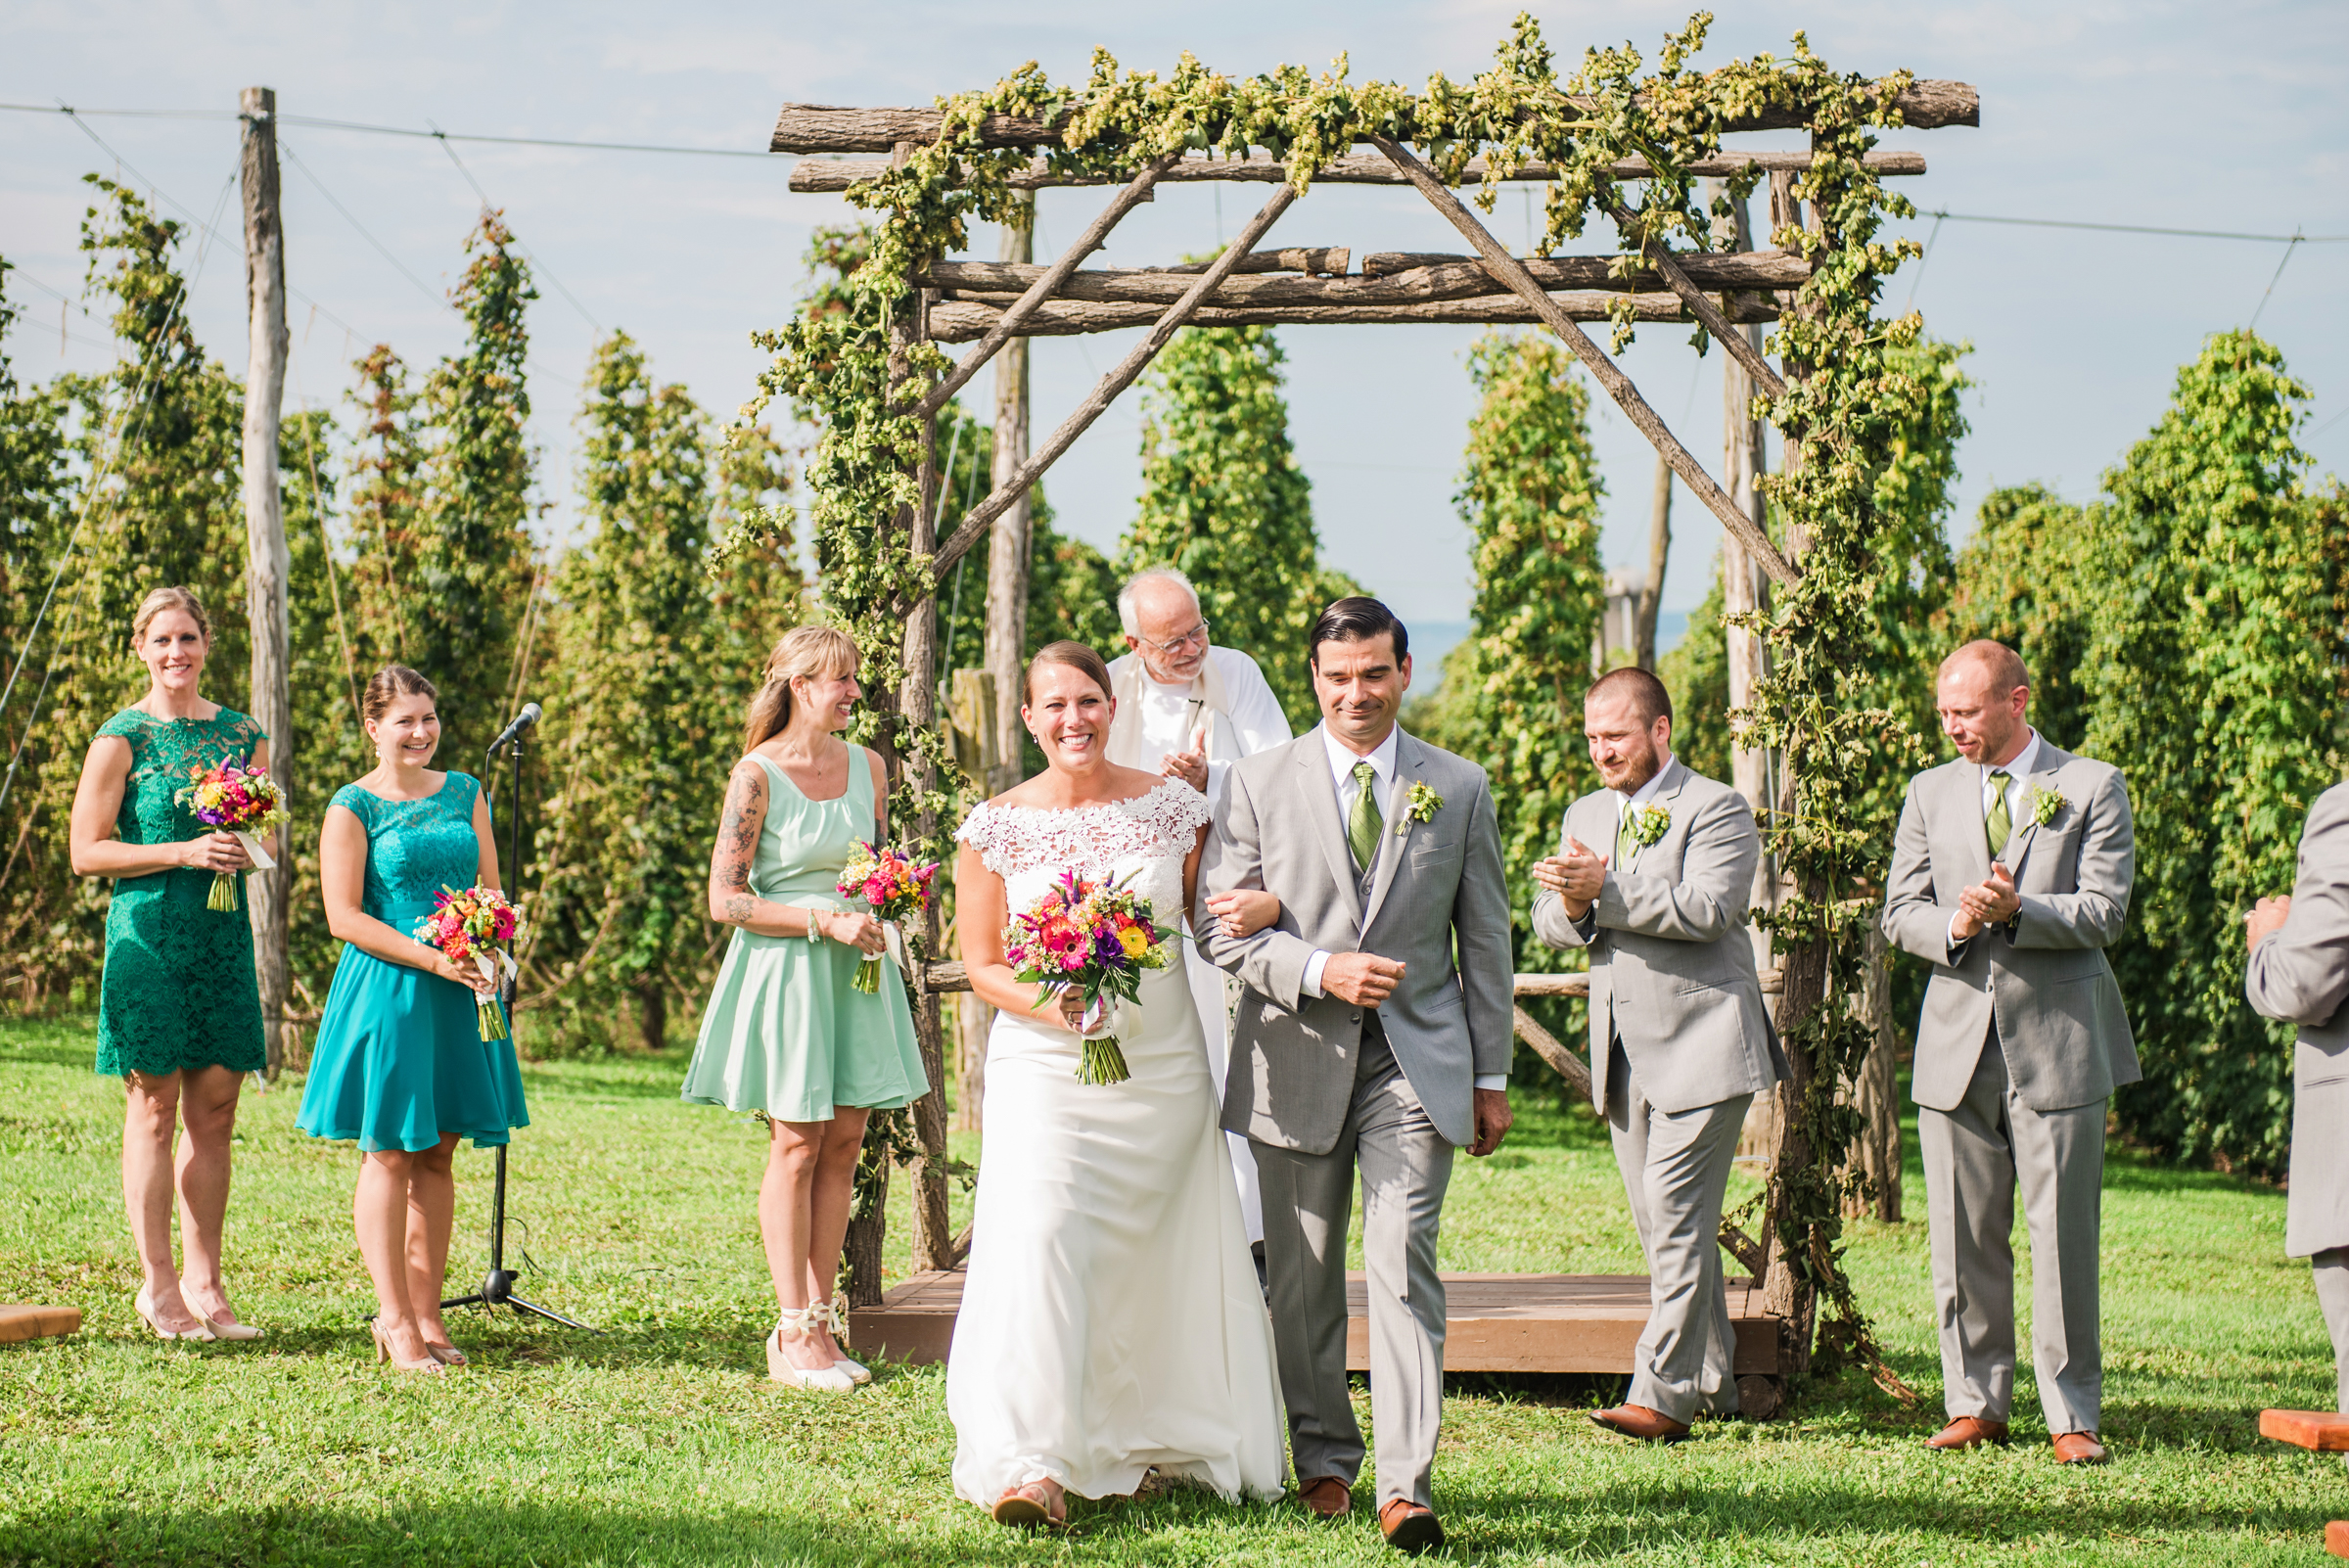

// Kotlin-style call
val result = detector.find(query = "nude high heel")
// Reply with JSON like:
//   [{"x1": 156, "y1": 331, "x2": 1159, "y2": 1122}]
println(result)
[
  {"x1": 371, "y1": 1320, "x2": 446, "y2": 1375},
  {"x1": 766, "y1": 1305, "x2": 854, "y2": 1392},
  {"x1": 133, "y1": 1291, "x2": 216, "y2": 1343},
  {"x1": 202, "y1": 1311, "x2": 264, "y2": 1342},
  {"x1": 814, "y1": 1302, "x2": 872, "y2": 1385}
]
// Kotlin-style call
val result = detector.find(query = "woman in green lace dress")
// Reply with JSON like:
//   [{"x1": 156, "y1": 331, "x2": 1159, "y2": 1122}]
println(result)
[
  {"x1": 681, "y1": 625, "x2": 928, "y2": 1390},
  {"x1": 68, "y1": 587, "x2": 271, "y2": 1342},
  {"x1": 299, "y1": 666, "x2": 521, "y2": 1374}
]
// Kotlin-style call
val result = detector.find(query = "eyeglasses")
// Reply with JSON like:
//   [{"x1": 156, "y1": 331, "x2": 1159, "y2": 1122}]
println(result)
[{"x1": 1139, "y1": 619, "x2": 1210, "y2": 656}]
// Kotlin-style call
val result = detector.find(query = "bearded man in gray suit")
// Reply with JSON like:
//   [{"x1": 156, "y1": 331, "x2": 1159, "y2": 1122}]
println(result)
[
  {"x1": 1530, "y1": 667, "x2": 1784, "y2": 1444},
  {"x1": 2246, "y1": 783, "x2": 2349, "y2": 1425},
  {"x1": 1883, "y1": 639, "x2": 2138, "y2": 1465},
  {"x1": 1196, "y1": 597, "x2": 1514, "y2": 1556}
]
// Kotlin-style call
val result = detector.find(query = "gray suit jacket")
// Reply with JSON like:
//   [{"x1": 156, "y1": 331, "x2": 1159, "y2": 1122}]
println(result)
[
  {"x1": 1196, "y1": 726, "x2": 1514, "y2": 1154},
  {"x1": 1882, "y1": 740, "x2": 2141, "y2": 1114},
  {"x1": 2246, "y1": 781, "x2": 2349, "y2": 1258},
  {"x1": 1529, "y1": 758, "x2": 1785, "y2": 1115}
]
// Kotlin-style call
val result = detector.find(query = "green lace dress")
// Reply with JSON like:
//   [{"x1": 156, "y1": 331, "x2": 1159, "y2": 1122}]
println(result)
[{"x1": 93, "y1": 707, "x2": 268, "y2": 1078}]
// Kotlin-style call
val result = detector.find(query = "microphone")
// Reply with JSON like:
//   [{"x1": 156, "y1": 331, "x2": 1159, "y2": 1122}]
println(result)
[{"x1": 488, "y1": 702, "x2": 541, "y2": 756}]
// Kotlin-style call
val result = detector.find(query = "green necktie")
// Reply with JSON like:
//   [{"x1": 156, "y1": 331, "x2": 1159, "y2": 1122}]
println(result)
[
  {"x1": 1986, "y1": 769, "x2": 2013, "y2": 857},
  {"x1": 1347, "y1": 761, "x2": 1383, "y2": 871},
  {"x1": 1616, "y1": 805, "x2": 1637, "y2": 868}
]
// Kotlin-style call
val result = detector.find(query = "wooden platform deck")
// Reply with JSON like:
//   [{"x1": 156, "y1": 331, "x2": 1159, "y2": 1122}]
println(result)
[{"x1": 847, "y1": 1270, "x2": 1783, "y2": 1377}]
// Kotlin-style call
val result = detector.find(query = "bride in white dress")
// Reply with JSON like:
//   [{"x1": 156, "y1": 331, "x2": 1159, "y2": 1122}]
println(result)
[{"x1": 947, "y1": 642, "x2": 1286, "y2": 1526}]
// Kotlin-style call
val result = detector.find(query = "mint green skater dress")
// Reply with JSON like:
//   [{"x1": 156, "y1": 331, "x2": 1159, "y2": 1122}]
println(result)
[
  {"x1": 296, "y1": 774, "x2": 529, "y2": 1152},
  {"x1": 93, "y1": 708, "x2": 267, "y2": 1078},
  {"x1": 680, "y1": 753, "x2": 928, "y2": 1122}
]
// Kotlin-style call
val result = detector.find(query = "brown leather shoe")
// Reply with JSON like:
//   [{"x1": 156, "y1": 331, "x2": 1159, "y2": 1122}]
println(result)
[
  {"x1": 2051, "y1": 1431, "x2": 2111, "y2": 1465},
  {"x1": 1590, "y1": 1403, "x2": 1692, "y2": 1444},
  {"x1": 1924, "y1": 1416, "x2": 2011, "y2": 1451},
  {"x1": 1378, "y1": 1499, "x2": 1445, "y2": 1555},
  {"x1": 1296, "y1": 1475, "x2": 1353, "y2": 1518}
]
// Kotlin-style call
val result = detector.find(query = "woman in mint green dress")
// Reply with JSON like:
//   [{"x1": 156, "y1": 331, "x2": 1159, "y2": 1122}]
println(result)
[
  {"x1": 683, "y1": 625, "x2": 928, "y2": 1391},
  {"x1": 69, "y1": 586, "x2": 270, "y2": 1343},
  {"x1": 299, "y1": 666, "x2": 523, "y2": 1374}
]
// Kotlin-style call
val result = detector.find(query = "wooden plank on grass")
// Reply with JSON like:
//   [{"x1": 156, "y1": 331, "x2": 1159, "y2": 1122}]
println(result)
[{"x1": 2261, "y1": 1408, "x2": 2349, "y2": 1451}]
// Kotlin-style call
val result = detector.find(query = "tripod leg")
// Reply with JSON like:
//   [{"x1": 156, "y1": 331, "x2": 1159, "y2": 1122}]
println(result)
[{"x1": 500, "y1": 1294, "x2": 600, "y2": 1333}]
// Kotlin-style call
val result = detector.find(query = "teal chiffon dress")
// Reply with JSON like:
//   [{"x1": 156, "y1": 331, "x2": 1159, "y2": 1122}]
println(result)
[
  {"x1": 93, "y1": 707, "x2": 267, "y2": 1078},
  {"x1": 297, "y1": 774, "x2": 529, "y2": 1152},
  {"x1": 681, "y1": 752, "x2": 928, "y2": 1122}
]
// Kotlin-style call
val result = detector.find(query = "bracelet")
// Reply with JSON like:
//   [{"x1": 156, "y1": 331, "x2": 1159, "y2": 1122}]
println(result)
[{"x1": 806, "y1": 910, "x2": 823, "y2": 945}]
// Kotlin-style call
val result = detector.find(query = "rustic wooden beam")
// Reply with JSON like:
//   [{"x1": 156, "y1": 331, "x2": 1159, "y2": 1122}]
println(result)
[
  {"x1": 1370, "y1": 132, "x2": 1798, "y2": 590},
  {"x1": 929, "y1": 180, "x2": 1299, "y2": 579},
  {"x1": 1608, "y1": 203, "x2": 1789, "y2": 403},
  {"x1": 921, "y1": 249, "x2": 1809, "y2": 304},
  {"x1": 925, "y1": 291, "x2": 1780, "y2": 342},
  {"x1": 915, "y1": 153, "x2": 1176, "y2": 420},
  {"x1": 1512, "y1": 1004, "x2": 1594, "y2": 1101},
  {"x1": 788, "y1": 148, "x2": 1928, "y2": 194},
  {"x1": 1156, "y1": 247, "x2": 1350, "y2": 276},
  {"x1": 769, "y1": 84, "x2": 1976, "y2": 153}
]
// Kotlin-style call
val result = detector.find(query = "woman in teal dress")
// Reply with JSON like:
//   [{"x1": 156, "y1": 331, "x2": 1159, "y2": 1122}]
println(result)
[
  {"x1": 69, "y1": 586, "x2": 269, "y2": 1343},
  {"x1": 682, "y1": 624, "x2": 928, "y2": 1391},
  {"x1": 299, "y1": 666, "x2": 524, "y2": 1374}
]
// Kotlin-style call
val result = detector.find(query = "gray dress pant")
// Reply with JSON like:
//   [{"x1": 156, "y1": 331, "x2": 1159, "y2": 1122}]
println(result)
[
  {"x1": 1252, "y1": 1019, "x2": 1455, "y2": 1508},
  {"x1": 1918, "y1": 1038, "x2": 2105, "y2": 1434},
  {"x1": 1606, "y1": 1041, "x2": 1751, "y2": 1422},
  {"x1": 2315, "y1": 1249, "x2": 2349, "y2": 1414}
]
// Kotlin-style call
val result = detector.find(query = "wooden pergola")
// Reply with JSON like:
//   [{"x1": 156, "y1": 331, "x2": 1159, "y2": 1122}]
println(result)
[{"x1": 771, "y1": 73, "x2": 1977, "y2": 1402}]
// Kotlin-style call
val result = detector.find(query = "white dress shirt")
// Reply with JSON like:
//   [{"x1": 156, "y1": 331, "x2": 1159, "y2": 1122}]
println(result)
[
  {"x1": 1609, "y1": 751, "x2": 1676, "y2": 854},
  {"x1": 1105, "y1": 645, "x2": 1292, "y2": 809},
  {"x1": 1299, "y1": 724, "x2": 1505, "y2": 1091},
  {"x1": 1948, "y1": 727, "x2": 2041, "y2": 951}
]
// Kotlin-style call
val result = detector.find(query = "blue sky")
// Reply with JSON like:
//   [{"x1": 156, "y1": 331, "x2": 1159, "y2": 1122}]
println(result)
[{"x1": 3, "y1": 1, "x2": 2343, "y2": 627}]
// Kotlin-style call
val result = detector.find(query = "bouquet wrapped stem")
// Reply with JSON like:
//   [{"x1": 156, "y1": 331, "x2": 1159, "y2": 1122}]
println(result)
[
  {"x1": 1002, "y1": 868, "x2": 1173, "y2": 1087},
  {"x1": 411, "y1": 885, "x2": 524, "y2": 1041},
  {"x1": 175, "y1": 762, "x2": 290, "y2": 912},
  {"x1": 837, "y1": 841, "x2": 938, "y2": 995}
]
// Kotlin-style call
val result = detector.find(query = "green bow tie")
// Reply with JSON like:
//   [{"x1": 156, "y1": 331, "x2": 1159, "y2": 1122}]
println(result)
[
  {"x1": 1987, "y1": 769, "x2": 2013, "y2": 857},
  {"x1": 1347, "y1": 761, "x2": 1383, "y2": 871}
]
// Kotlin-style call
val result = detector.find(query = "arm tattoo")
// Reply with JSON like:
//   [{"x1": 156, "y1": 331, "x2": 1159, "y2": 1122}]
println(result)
[
  {"x1": 713, "y1": 771, "x2": 763, "y2": 924},
  {"x1": 721, "y1": 893, "x2": 756, "y2": 924}
]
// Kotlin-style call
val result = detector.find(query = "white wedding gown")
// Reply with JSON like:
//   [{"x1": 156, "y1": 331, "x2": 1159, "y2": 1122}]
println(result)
[{"x1": 948, "y1": 780, "x2": 1287, "y2": 1505}]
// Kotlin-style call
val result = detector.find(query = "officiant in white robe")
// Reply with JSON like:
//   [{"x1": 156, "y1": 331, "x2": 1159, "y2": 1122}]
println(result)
[{"x1": 1106, "y1": 569, "x2": 1293, "y2": 1249}]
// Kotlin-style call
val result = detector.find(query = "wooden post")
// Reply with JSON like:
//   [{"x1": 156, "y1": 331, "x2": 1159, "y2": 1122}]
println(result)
[
  {"x1": 983, "y1": 197, "x2": 1035, "y2": 797},
  {"x1": 1845, "y1": 927, "x2": 1903, "y2": 1222},
  {"x1": 1634, "y1": 451, "x2": 1671, "y2": 670},
  {"x1": 239, "y1": 86, "x2": 293, "y2": 1081},
  {"x1": 948, "y1": 669, "x2": 997, "y2": 1133}
]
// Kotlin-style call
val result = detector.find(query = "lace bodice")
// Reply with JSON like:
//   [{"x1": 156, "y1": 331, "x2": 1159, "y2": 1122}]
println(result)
[
  {"x1": 957, "y1": 779, "x2": 1210, "y2": 928},
  {"x1": 96, "y1": 707, "x2": 266, "y2": 862},
  {"x1": 329, "y1": 773, "x2": 486, "y2": 920}
]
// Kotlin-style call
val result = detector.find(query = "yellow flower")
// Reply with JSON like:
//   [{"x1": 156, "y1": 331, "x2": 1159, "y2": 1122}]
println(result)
[{"x1": 1117, "y1": 926, "x2": 1150, "y2": 958}]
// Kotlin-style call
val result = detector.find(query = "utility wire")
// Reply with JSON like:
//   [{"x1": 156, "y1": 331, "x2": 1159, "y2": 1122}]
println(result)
[
  {"x1": 2248, "y1": 233, "x2": 2304, "y2": 331},
  {"x1": 1904, "y1": 210, "x2": 1946, "y2": 310},
  {"x1": 1918, "y1": 209, "x2": 2348, "y2": 244},
  {"x1": 280, "y1": 139, "x2": 452, "y2": 319},
  {"x1": 427, "y1": 121, "x2": 602, "y2": 334},
  {"x1": 4, "y1": 100, "x2": 772, "y2": 159}
]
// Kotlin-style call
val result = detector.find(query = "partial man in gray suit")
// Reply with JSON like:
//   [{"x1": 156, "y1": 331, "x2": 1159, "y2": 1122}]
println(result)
[
  {"x1": 1530, "y1": 667, "x2": 1784, "y2": 1444},
  {"x1": 1882, "y1": 639, "x2": 2138, "y2": 1465},
  {"x1": 1197, "y1": 597, "x2": 1514, "y2": 1557},
  {"x1": 2245, "y1": 782, "x2": 2349, "y2": 1424}
]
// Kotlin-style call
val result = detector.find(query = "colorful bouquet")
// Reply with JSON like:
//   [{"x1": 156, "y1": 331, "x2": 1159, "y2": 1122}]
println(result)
[
  {"x1": 836, "y1": 841, "x2": 938, "y2": 994},
  {"x1": 410, "y1": 885, "x2": 524, "y2": 1040},
  {"x1": 174, "y1": 761, "x2": 291, "y2": 912},
  {"x1": 1001, "y1": 868, "x2": 1173, "y2": 1085}
]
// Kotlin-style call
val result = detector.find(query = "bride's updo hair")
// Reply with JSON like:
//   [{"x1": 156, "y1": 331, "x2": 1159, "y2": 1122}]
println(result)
[
  {"x1": 1022, "y1": 640, "x2": 1113, "y2": 707},
  {"x1": 361, "y1": 666, "x2": 438, "y2": 725},
  {"x1": 745, "y1": 624, "x2": 860, "y2": 752}
]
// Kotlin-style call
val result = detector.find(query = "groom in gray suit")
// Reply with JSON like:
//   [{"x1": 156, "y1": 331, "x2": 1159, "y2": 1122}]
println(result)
[
  {"x1": 2246, "y1": 782, "x2": 2349, "y2": 1425},
  {"x1": 1197, "y1": 597, "x2": 1514, "y2": 1556},
  {"x1": 1883, "y1": 639, "x2": 2138, "y2": 1465},
  {"x1": 1530, "y1": 667, "x2": 1784, "y2": 1444}
]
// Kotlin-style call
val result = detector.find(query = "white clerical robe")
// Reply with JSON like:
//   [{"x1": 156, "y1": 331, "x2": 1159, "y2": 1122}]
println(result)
[{"x1": 1105, "y1": 645, "x2": 1292, "y2": 1244}]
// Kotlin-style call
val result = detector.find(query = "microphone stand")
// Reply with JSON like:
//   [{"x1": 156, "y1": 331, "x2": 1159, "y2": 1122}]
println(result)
[{"x1": 440, "y1": 725, "x2": 596, "y2": 1332}]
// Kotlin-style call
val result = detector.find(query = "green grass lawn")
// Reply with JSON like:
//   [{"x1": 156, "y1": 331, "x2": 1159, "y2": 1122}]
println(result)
[{"x1": 2, "y1": 1011, "x2": 2342, "y2": 1566}]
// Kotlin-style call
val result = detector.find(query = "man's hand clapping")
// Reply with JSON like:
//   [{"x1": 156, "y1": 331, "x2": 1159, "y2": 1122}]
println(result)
[
  {"x1": 2246, "y1": 893, "x2": 2292, "y2": 951},
  {"x1": 1952, "y1": 862, "x2": 2020, "y2": 941},
  {"x1": 1320, "y1": 952, "x2": 1405, "y2": 1008},
  {"x1": 1532, "y1": 836, "x2": 1608, "y2": 918}
]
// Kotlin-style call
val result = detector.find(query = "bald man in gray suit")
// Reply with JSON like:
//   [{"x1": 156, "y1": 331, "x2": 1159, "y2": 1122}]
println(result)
[
  {"x1": 1882, "y1": 640, "x2": 2138, "y2": 1466},
  {"x1": 2246, "y1": 782, "x2": 2349, "y2": 1426}
]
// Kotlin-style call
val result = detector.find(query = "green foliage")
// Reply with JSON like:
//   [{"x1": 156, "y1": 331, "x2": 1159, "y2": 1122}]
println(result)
[
  {"x1": 1120, "y1": 325, "x2": 1354, "y2": 728},
  {"x1": 1658, "y1": 560, "x2": 1732, "y2": 783},
  {"x1": 280, "y1": 405, "x2": 363, "y2": 1007},
  {"x1": 525, "y1": 333, "x2": 801, "y2": 1053},
  {"x1": 1939, "y1": 484, "x2": 2096, "y2": 750},
  {"x1": 2079, "y1": 334, "x2": 2347, "y2": 1176}
]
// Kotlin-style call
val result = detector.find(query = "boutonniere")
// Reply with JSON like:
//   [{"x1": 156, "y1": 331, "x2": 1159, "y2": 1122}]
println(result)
[
  {"x1": 1396, "y1": 781, "x2": 1444, "y2": 834},
  {"x1": 1627, "y1": 803, "x2": 1672, "y2": 848},
  {"x1": 2030, "y1": 785, "x2": 2067, "y2": 827}
]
